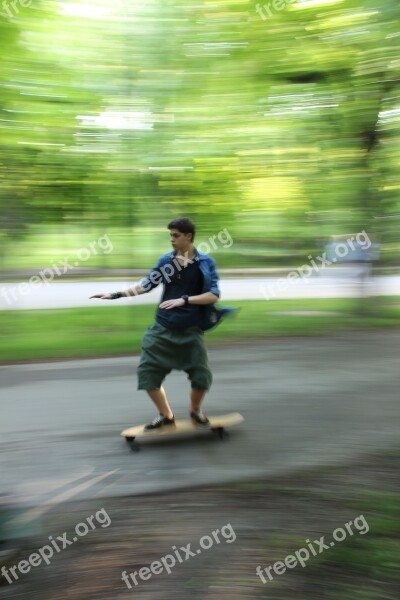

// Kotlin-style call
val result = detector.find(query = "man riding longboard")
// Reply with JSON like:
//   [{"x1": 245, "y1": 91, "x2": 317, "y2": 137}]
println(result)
[{"x1": 90, "y1": 217, "x2": 235, "y2": 431}]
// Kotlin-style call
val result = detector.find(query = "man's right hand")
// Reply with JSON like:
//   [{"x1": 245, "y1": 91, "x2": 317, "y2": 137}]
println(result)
[{"x1": 89, "y1": 293, "x2": 114, "y2": 300}]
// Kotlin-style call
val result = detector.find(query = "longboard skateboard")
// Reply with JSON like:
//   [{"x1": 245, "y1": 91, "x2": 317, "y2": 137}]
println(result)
[{"x1": 121, "y1": 412, "x2": 244, "y2": 452}]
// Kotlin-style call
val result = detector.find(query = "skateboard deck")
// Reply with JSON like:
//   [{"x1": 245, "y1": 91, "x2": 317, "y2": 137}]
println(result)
[{"x1": 121, "y1": 412, "x2": 244, "y2": 451}]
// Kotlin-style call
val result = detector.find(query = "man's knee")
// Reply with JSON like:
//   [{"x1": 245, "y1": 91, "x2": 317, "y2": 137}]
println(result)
[
  {"x1": 137, "y1": 368, "x2": 166, "y2": 391},
  {"x1": 187, "y1": 368, "x2": 212, "y2": 390}
]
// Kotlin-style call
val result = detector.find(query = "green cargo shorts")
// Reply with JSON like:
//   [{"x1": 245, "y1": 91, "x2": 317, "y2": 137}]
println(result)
[{"x1": 137, "y1": 321, "x2": 212, "y2": 391}]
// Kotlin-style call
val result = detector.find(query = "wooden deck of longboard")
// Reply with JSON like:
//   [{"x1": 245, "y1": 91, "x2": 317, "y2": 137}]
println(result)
[{"x1": 121, "y1": 412, "x2": 244, "y2": 441}]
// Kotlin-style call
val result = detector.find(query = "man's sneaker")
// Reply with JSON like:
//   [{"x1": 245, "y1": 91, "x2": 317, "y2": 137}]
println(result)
[
  {"x1": 190, "y1": 409, "x2": 210, "y2": 426},
  {"x1": 144, "y1": 413, "x2": 175, "y2": 431}
]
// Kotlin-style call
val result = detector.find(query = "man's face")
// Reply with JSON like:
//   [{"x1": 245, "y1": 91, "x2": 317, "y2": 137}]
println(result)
[{"x1": 169, "y1": 228, "x2": 192, "y2": 252}]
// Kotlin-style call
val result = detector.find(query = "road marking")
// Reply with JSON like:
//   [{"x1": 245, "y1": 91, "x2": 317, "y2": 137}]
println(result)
[{"x1": 9, "y1": 470, "x2": 119, "y2": 527}]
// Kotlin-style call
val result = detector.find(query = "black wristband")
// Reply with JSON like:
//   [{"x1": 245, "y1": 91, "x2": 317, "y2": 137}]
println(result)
[
  {"x1": 110, "y1": 291, "x2": 123, "y2": 299},
  {"x1": 181, "y1": 294, "x2": 189, "y2": 305}
]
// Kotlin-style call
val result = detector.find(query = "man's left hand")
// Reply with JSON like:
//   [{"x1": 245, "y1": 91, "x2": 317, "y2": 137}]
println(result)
[{"x1": 159, "y1": 298, "x2": 185, "y2": 310}]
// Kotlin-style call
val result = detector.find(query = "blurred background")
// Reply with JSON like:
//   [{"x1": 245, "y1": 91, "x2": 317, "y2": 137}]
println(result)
[
  {"x1": 1, "y1": 0, "x2": 400, "y2": 270},
  {"x1": 1, "y1": 1, "x2": 400, "y2": 599}
]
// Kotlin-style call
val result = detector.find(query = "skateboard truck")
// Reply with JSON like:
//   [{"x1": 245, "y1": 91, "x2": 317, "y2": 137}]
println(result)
[{"x1": 211, "y1": 426, "x2": 230, "y2": 441}]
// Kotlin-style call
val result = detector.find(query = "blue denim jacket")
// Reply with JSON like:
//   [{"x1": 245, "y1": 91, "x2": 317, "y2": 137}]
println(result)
[{"x1": 140, "y1": 249, "x2": 236, "y2": 331}]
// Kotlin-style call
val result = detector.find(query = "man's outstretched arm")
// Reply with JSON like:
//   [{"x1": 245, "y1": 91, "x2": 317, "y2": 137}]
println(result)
[
  {"x1": 90, "y1": 258, "x2": 164, "y2": 300},
  {"x1": 89, "y1": 283, "x2": 149, "y2": 300}
]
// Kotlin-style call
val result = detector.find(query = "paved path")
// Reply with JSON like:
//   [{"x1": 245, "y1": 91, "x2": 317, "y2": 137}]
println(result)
[
  {"x1": 1, "y1": 331, "x2": 399, "y2": 507},
  {"x1": 1, "y1": 270, "x2": 399, "y2": 310}
]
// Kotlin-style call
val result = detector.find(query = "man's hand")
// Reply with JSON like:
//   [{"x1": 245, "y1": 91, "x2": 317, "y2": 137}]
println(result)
[
  {"x1": 159, "y1": 298, "x2": 185, "y2": 310},
  {"x1": 89, "y1": 293, "x2": 114, "y2": 300}
]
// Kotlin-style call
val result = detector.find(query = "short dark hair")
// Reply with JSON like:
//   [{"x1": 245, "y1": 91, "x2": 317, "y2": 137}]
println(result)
[{"x1": 167, "y1": 217, "x2": 195, "y2": 242}]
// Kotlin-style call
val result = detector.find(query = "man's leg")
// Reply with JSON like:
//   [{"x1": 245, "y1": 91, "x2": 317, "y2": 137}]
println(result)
[
  {"x1": 137, "y1": 324, "x2": 174, "y2": 420},
  {"x1": 184, "y1": 330, "x2": 212, "y2": 420},
  {"x1": 147, "y1": 385, "x2": 174, "y2": 419},
  {"x1": 190, "y1": 387, "x2": 209, "y2": 424},
  {"x1": 190, "y1": 388, "x2": 206, "y2": 412}
]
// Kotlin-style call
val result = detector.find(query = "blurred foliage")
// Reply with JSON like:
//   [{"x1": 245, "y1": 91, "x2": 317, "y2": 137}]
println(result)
[{"x1": 1, "y1": 0, "x2": 400, "y2": 267}]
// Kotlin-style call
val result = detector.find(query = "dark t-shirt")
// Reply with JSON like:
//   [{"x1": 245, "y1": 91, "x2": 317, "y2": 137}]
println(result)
[{"x1": 156, "y1": 258, "x2": 204, "y2": 330}]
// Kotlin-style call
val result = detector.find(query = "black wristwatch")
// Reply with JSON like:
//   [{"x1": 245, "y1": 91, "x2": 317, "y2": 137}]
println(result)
[
  {"x1": 110, "y1": 291, "x2": 123, "y2": 299},
  {"x1": 181, "y1": 294, "x2": 190, "y2": 306}
]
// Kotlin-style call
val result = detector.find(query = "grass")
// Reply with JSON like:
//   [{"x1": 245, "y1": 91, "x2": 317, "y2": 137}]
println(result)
[
  {"x1": 2, "y1": 297, "x2": 400, "y2": 363},
  {"x1": 300, "y1": 490, "x2": 400, "y2": 600}
]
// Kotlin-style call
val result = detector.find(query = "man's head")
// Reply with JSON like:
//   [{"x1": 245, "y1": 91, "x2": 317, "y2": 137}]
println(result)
[{"x1": 167, "y1": 217, "x2": 195, "y2": 253}]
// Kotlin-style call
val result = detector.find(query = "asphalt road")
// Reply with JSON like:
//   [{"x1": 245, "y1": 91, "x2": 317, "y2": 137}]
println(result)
[{"x1": 1, "y1": 330, "x2": 399, "y2": 509}]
